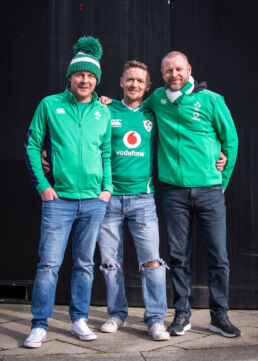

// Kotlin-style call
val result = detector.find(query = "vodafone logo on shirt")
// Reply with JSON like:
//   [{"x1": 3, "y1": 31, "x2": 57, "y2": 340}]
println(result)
[
  {"x1": 123, "y1": 131, "x2": 141, "y2": 149},
  {"x1": 116, "y1": 131, "x2": 144, "y2": 157}
]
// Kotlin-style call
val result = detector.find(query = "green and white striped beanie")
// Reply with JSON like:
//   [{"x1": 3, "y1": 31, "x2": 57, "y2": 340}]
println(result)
[{"x1": 67, "y1": 36, "x2": 102, "y2": 84}]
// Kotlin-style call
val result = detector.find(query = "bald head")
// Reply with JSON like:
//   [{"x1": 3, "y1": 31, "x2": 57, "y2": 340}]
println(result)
[
  {"x1": 161, "y1": 51, "x2": 192, "y2": 91},
  {"x1": 161, "y1": 51, "x2": 189, "y2": 69}
]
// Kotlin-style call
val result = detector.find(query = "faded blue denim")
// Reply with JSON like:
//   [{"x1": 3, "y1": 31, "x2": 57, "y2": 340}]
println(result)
[
  {"x1": 162, "y1": 184, "x2": 229, "y2": 320},
  {"x1": 31, "y1": 197, "x2": 107, "y2": 329},
  {"x1": 98, "y1": 194, "x2": 167, "y2": 328}
]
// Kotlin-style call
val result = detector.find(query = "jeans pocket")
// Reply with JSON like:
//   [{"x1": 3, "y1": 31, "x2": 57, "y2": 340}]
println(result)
[
  {"x1": 43, "y1": 198, "x2": 59, "y2": 203},
  {"x1": 98, "y1": 198, "x2": 109, "y2": 204},
  {"x1": 137, "y1": 194, "x2": 154, "y2": 199}
]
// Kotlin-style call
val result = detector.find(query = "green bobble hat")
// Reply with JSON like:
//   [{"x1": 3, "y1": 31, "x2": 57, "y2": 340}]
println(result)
[{"x1": 67, "y1": 36, "x2": 103, "y2": 84}]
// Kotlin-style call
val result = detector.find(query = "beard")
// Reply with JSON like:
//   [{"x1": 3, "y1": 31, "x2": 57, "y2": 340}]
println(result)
[
  {"x1": 168, "y1": 84, "x2": 181, "y2": 91},
  {"x1": 166, "y1": 77, "x2": 189, "y2": 92},
  {"x1": 166, "y1": 78, "x2": 183, "y2": 91}
]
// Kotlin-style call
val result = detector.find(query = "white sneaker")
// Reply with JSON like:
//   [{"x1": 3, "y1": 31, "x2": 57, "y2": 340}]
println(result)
[
  {"x1": 24, "y1": 327, "x2": 47, "y2": 348},
  {"x1": 71, "y1": 318, "x2": 97, "y2": 341},
  {"x1": 101, "y1": 317, "x2": 126, "y2": 333},
  {"x1": 148, "y1": 322, "x2": 170, "y2": 341}
]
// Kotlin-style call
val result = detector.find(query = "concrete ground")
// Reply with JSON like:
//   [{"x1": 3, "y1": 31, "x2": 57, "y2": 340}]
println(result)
[{"x1": 0, "y1": 304, "x2": 258, "y2": 361}]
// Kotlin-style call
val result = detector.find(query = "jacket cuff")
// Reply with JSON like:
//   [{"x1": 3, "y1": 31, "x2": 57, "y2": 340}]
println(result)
[
  {"x1": 103, "y1": 184, "x2": 113, "y2": 195},
  {"x1": 36, "y1": 179, "x2": 51, "y2": 195}
]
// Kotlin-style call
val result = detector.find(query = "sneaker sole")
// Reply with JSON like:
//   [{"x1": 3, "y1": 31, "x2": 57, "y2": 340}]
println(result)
[
  {"x1": 170, "y1": 323, "x2": 191, "y2": 336},
  {"x1": 149, "y1": 332, "x2": 170, "y2": 341},
  {"x1": 208, "y1": 323, "x2": 241, "y2": 338},
  {"x1": 24, "y1": 336, "x2": 46, "y2": 348},
  {"x1": 71, "y1": 330, "x2": 97, "y2": 341},
  {"x1": 100, "y1": 327, "x2": 117, "y2": 333},
  {"x1": 101, "y1": 322, "x2": 126, "y2": 333}
]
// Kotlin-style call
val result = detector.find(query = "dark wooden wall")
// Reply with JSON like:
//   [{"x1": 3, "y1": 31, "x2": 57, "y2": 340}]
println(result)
[{"x1": 1, "y1": 0, "x2": 257, "y2": 308}]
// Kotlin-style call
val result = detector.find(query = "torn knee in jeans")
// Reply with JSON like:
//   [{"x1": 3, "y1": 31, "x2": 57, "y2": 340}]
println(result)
[
  {"x1": 99, "y1": 263, "x2": 120, "y2": 274},
  {"x1": 143, "y1": 260, "x2": 161, "y2": 268},
  {"x1": 139, "y1": 258, "x2": 170, "y2": 271}
]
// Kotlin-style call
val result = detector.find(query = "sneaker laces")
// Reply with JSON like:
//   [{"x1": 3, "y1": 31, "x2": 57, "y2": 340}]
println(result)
[
  {"x1": 27, "y1": 328, "x2": 45, "y2": 340},
  {"x1": 152, "y1": 323, "x2": 167, "y2": 332},
  {"x1": 75, "y1": 318, "x2": 91, "y2": 332},
  {"x1": 172, "y1": 315, "x2": 186, "y2": 326},
  {"x1": 218, "y1": 316, "x2": 235, "y2": 328},
  {"x1": 106, "y1": 317, "x2": 119, "y2": 326},
  {"x1": 223, "y1": 316, "x2": 231, "y2": 324}
]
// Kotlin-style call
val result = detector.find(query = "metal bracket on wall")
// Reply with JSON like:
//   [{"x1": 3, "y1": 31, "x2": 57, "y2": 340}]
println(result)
[
  {"x1": 0, "y1": 280, "x2": 34, "y2": 303},
  {"x1": 167, "y1": 0, "x2": 175, "y2": 7}
]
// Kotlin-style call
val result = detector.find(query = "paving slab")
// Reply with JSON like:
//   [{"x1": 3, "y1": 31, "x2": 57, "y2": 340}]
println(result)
[
  {"x1": 142, "y1": 345, "x2": 258, "y2": 361},
  {"x1": 68, "y1": 325, "x2": 171, "y2": 353},
  {"x1": 0, "y1": 340, "x2": 97, "y2": 356},
  {"x1": 0, "y1": 304, "x2": 257, "y2": 361},
  {"x1": 175, "y1": 309, "x2": 257, "y2": 334},
  {"x1": 0, "y1": 354, "x2": 145, "y2": 361},
  {"x1": 1, "y1": 347, "x2": 258, "y2": 361},
  {"x1": 48, "y1": 312, "x2": 174, "y2": 352},
  {"x1": 173, "y1": 326, "x2": 258, "y2": 350},
  {"x1": 226, "y1": 310, "x2": 258, "y2": 327},
  {"x1": 0, "y1": 304, "x2": 32, "y2": 323},
  {"x1": 187, "y1": 308, "x2": 211, "y2": 333},
  {"x1": 0, "y1": 318, "x2": 72, "y2": 349},
  {"x1": 0, "y1": 318, "x2": 33, "y2": 349}
]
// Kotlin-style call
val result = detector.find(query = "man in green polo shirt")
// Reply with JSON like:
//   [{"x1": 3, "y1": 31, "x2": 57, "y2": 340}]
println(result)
[{"x1": 98, "y1": 60, "x2": 170, "y2": 341}]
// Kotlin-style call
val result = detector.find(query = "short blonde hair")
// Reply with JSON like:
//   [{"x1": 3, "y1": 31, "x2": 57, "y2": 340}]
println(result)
[{"x1": 123, "y1": 60, "x2": 150, "y2": 83}]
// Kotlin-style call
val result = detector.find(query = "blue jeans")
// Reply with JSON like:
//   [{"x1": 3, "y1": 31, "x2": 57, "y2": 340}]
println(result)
[
  {"x1": 98, "y1": 195, "x2": 167, "y2": 328},
  {"x1": 31, "y1": 198, "x2": 107, "y2": 329},
  {"x1": 162, "y1": 184, "x2": 229, "y2": 320}
]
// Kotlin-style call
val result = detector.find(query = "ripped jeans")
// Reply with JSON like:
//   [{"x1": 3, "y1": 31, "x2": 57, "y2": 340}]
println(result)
[{"x1": 98, "y1": 194, "x2": 167, "y2": 328}]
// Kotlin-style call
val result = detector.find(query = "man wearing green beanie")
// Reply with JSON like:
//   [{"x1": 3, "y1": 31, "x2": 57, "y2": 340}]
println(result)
[{"x1": 24, "y1": 36, "x2": 112, "y2": 347}]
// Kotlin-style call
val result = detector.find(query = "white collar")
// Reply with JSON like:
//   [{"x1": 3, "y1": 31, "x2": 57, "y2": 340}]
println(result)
[
  {"x1": 166, "y1": 75, "x2": 195, "y2": 103},
  {"x1": 122, "y1": 99, "x2": 142, "y2": 112}
]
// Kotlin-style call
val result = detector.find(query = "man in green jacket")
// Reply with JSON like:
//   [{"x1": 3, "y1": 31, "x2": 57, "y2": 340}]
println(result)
[
  {"x1": 23, "y1": 36, "x2": 112, "y2": 347},
  {"x1": 145, "y1": 51, "x2": 240, "y2": 338}
]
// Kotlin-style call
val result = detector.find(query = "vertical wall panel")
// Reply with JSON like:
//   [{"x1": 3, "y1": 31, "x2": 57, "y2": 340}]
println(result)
[{"x1": 1, "y1": 0, "x2": 257, "y2": 308}]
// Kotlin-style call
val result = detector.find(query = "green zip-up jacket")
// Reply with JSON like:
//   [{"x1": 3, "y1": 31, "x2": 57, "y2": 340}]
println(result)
[
  {"x1": 24, "y1": 88, "x2": 113, "y2": 199},
  {"x1": 145, "y1": 87, "x2": 238, "y2": 190}
]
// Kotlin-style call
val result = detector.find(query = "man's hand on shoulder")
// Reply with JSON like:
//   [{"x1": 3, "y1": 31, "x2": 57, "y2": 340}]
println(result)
[
  {"x1": 98, "y1": 96, "x2": 112, "y2": 105},
  {"x1": 41, "y1": 150, "x2": 51, "y2": 175},
  {"x1": 98, "y1": 190, "x2": 112, "y2": 202},
  {"x1": 216, "y1": 152, "x2": 227, "y2": 171},
  {"x1": 41, "y1": 187, "x2": 58, "y2": 201}
]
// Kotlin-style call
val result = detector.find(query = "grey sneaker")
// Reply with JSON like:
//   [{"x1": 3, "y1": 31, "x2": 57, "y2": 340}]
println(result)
[
  {"x1": 208, "y1": 316, "x2": 241, "y2": 338},
  {"x1": 71, "y1": 318, "x2": 97, "y2": 341},
  {"x1": 101, "y1": 317, "x2": 126, "y2": 333},
  {"x1": 169, "y1": 314, "x2": 191, "y2": 336},
  {"x1": 24, "y1": 327, "x2": 47, "y2": 348},
  {"x1": 148, "y1": 322, "x2": 170, "y2": 341}
]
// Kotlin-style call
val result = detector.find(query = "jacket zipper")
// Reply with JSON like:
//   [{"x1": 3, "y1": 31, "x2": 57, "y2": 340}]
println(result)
[
  {"x1": 176, "y1": 105, "x2": 180, "y2": 167},
  {"x1": 79, "y1": 103, "x2": 92, "y2": 195}
]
